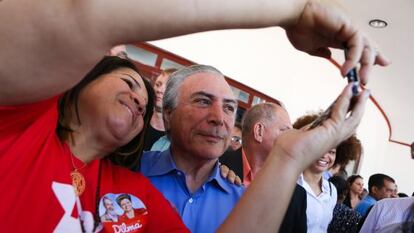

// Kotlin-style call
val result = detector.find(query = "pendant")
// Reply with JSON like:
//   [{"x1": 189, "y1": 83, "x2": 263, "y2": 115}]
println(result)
[{"x1": 71, "y1": 169, "x2": 86, "y2": 196}]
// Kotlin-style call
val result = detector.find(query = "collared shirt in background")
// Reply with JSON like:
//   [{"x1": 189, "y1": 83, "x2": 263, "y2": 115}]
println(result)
[
  {"x1": 297, "y1": 174, "x2": 337, "y2": 233},
  {"x1": 355, "y1": 194, "x2": 377, "y2": 217},
  {"x1": 241, "y1": 149, "x2": 252, "y2": 187},
  {"x1": 359, "y1": 197, "x2": 414, "y2": 233}
]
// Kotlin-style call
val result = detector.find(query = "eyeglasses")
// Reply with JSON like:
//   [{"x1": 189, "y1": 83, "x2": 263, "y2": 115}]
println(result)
[{"x1": 231, "y1": 136, "x2": 242, "y2": 144}]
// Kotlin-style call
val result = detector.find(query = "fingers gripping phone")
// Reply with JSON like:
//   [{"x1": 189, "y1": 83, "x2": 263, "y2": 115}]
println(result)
[{"x1": 307, "y1": 48, "x2": 360, "y2": 130}]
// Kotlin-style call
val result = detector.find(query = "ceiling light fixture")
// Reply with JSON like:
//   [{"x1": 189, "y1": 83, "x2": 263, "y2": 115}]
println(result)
[{"x1": 369, "y1": 19, "x2": 388, "y2": 28}]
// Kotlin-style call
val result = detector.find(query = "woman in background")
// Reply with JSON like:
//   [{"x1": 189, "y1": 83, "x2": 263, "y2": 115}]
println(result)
[
  {"x1": 344, "y1": 175, "x2": 365, "y2": 209},
  {"x1": 294, "y1": 113, "x2": 338, "y2": 233}
]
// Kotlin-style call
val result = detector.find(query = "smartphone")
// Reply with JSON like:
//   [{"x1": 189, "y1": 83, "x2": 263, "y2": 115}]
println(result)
[{"x1": 344, "y1": 47, "x2": 360, "y2": 96}]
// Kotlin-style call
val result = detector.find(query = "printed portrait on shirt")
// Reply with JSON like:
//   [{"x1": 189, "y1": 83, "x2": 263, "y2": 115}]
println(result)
[{"x1": 99, "y1": 193, "x2": 148, "y2": 233}]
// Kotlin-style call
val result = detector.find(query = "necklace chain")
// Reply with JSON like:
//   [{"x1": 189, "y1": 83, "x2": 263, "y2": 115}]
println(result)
[{"x1": 70, "y1": 152, "x2": 87, "y2": 171}]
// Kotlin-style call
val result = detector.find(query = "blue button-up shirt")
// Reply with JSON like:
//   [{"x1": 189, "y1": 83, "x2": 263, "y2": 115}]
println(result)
[
  {"x1": 355, "y1": 194, "x2": 377, "y2": 217},
  {"x1": 139, "y1": 149, "x2": 245, "y2": 233}
]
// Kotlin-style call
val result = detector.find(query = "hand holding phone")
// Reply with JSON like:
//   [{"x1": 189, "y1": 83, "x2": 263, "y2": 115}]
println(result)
[{"x1": 307, "y1": 48, "x2": 360, "y2": 130}]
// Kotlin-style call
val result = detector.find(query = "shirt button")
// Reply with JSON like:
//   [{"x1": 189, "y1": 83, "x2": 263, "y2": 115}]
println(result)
[{"x1": 188, "y1": 198, "x2": 194, "y2": 204}]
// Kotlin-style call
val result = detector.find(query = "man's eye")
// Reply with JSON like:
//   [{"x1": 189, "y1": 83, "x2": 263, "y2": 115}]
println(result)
[
  {"x1": 195, "y1": 98, "x2": 210, "y2": 105},
  {"x1": 224, "y1": 105, "x2": 235, "y2": 113},
  {"x1": 121, "y1": 78, "x2": 133, "y2": 89}
]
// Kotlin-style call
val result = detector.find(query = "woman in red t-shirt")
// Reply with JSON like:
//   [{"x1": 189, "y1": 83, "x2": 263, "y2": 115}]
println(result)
[{"x1": 0, "y1": 55, "x2": 188, "y2": 233}]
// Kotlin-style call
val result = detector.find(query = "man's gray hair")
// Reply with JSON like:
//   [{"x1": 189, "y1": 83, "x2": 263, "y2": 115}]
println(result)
[{"x1": 162, "y1": 64, "x2": 224, "y2": 111}]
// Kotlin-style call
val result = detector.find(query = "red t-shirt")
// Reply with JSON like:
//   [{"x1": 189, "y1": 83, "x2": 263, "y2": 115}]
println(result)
[{"x1": 0, "y1": 97, "x2": 188, "y2": 233}]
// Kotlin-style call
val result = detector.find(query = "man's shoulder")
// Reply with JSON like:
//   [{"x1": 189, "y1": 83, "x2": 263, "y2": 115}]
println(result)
[
  {"x1": 355, "y1": 195, "x2": 376, "y2": 214},
  {"x1": 357, "y1": 197, "x2": 371, "y2": 207},
  {"x1": 361, "y1": 195, "x2": 377, "y2": 204},
  {"x1": 142, "y1": 150, "x2": 163, "y2": 161},
  {"x1": 213, "y1": 169, "x2": 245, "y2": 197},
  {"x1": 376, "y1": 197, "x2": 414, "y2": 212},
  {"x1": 226, "y1": 180, "x2": 246, "y2": 194},
  {"x1": 139, "y1": 150, "x2": 172, "y2": 175}
]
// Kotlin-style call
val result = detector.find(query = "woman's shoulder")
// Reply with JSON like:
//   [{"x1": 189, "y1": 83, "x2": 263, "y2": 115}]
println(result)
[{"x1": 101, "y1": 159, "x2": 152, "y2": 186}]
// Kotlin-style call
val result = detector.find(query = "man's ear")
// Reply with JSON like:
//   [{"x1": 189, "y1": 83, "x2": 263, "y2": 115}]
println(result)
[
  {"x1": 253, "y1": 122, "x2": 264, "y2": 143},
  {"x1": 371, "y1": 186, "x2": 379, "y2": 196}
]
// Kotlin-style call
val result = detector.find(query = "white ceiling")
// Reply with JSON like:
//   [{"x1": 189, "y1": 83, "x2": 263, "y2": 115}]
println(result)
[{"x1": 333, "y1": 0, "x2": 414, "y2": 145}]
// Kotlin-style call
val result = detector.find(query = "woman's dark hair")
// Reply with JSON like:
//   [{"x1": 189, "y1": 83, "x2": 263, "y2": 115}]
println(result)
[
  {"x1": 57, "y1": 56, "x2": 155, "y2": 170},
  {"x1": 335, "y1": 135, "x2": 362, "y2": 167},
  {"x1": 293, "y1": 112, "x2": 362, "y2": 168},
  {"x1": 329, "y1": 175, "x2": 348, "y2": 202},
  {"x1": 116, "y1": 193, "x2": 132, "y2": 206},
  {"x1": 347, "y1": 175, "x2": 363, "y2": 186}
]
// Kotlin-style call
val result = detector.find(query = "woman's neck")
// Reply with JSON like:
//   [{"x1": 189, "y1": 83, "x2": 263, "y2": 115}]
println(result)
[
  {"x1": 303, "y1": 169, "x2": 323, "y2": 195},
  {"x1": 150, "y1": 111, "x2": 165, "y2": 131},
  {"x1": 66, "y1": 131, "x2": 111, "y2": 163},
  {"x1": 349, "y1": 191, "x2": 360, "y2": 199}
]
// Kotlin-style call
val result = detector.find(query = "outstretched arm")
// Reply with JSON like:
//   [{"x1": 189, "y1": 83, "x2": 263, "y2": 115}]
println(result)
[
  {"x1": 218, "y1": 84, "x2": 370, "y2": 233},
  {"x1": 0, "y1": 0, "x2": 388, "y2": 105}
]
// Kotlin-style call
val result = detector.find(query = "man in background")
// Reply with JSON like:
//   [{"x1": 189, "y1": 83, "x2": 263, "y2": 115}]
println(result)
[{"x1": 355, "y1": 173, "x2": 396, "y2": 217}]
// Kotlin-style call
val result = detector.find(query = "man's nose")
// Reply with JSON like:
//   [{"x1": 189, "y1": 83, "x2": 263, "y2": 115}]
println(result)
[{"x1": 208, "y1": 102, "x2": 224, "y2": 126}]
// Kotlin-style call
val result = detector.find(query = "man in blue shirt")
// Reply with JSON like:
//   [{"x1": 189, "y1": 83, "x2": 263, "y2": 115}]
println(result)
[
  {"x1": 137, "y1": 65, "x2": 244, "y2": 233},
  {"x1": 355, "y1": 173, "x2": 395, "y2": 217}
]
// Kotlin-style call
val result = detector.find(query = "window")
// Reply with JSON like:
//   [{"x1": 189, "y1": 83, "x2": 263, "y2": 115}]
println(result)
[
  {"x1": 230, "y1": 86, "x2": 250, "y2": 103},
  {"x1": 125, "y1": 45, "x2": 158, "y2": 66},
  {"x1": 252, "y1": 96, "x2": 266, "y2": 106},
  {"x1": 160, "y1": 58, "x2": 185, "y2": 70}
]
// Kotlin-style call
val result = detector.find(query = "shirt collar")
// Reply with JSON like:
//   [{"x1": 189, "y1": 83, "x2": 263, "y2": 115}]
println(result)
[
  {"x1": 209, "y1": 162, "x2": 233, "y2": 194},
  {"x1": 241, "y1": 149, "x2": 253, "y2": 187},
  {"x1": 365, "y1": 194, "x2": 377, "y2": 203},
  {"x1": 297, "y1": 173, "x2": 332, "y2": 196},
  {"x1": 144, "y1": 149, "x2": 233, "y2": 194}
]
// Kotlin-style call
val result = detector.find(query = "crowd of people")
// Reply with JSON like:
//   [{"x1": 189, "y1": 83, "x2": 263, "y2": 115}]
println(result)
[{"x1": 2, "y1": 0, "x2": 406, "y2": 233}]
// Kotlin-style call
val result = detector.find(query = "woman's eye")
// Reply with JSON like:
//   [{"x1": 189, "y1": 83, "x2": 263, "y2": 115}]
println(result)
[{"x1": 121, "y1": 78, "x2": 133, "y2": 89}]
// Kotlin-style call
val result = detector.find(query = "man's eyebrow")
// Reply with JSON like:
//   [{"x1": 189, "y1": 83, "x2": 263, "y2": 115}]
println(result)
[
  {"x1": 122, "y1": 73, "x2": 141, "y2": 88},
  {"x1": 223, "y1": 98, "x2": 238, "y2": 106},
  {"x1": 191, "y1": 91, "x2": 237, "y2": 105},
  {"x1": 190, "y1": 91, "x2": 214, "y2": 99}
]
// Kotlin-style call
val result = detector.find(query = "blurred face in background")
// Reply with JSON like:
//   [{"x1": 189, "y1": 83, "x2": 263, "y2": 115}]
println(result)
[
  {"x1": 373, "y1": 179, "x2": 395, "y2": 200},
  {"x1": 230, "y1": 126, "x2": 242, "y2": 151},
  {"x1": 153, "y1": 73, "x2": 169, "y2": 112},
  {"x1": 350, "y1": 177, "x2": 364, "y2": 195}
]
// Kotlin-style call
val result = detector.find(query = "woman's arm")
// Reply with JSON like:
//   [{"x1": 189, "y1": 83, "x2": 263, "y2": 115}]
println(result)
[{"x1": 0, "y1": 0, "x2": 388, "y2": 105}]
